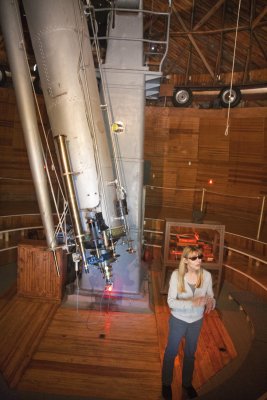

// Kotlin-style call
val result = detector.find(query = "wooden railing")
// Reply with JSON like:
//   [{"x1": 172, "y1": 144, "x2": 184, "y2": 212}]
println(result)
[
  {"x1": 1, "y1": 214, "x2": 266, "y2": 299},
  {"x1": 145, "y1": 185, "x2": 266, "y2": 241},
  {"x1": 143, "y1": 218, "x2": 267, "y2": 300},
  {"x1": 0, "y1": 225, "x2": 43, "y2": 251},
  {"x1": 226, "y1": 246, "x2": 267, "y2": 266},
  {"x1": 0, "y1": 213, "x2": 46, "y2": 265}
]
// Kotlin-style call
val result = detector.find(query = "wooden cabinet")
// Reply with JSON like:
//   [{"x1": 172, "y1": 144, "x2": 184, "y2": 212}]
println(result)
[
  {"x1": 161, "y1": 219, "x2": 225, "y2": 297},
  {"x1": 17, "y1": 240, "x2": 66, "y2": 302}
]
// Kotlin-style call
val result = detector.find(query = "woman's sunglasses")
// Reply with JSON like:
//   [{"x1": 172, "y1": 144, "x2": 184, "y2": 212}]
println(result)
[{"x1": 188, "y1": 254, "x2": 204, "y2": 261}]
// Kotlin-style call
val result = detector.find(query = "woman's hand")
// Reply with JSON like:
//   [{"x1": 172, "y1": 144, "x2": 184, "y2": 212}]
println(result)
[
  {"x1": 192, "y1": 296, "x2": 215, "y2": 312},
  {"x1": 205, "y1": 297, "x2": 215, "y2": 313},
  {"x1": 192, "y1": 296, "x2": 208, "y2": 307}
]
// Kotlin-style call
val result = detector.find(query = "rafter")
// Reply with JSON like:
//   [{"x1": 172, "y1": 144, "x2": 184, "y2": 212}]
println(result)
[
  {"x1": 172, "y1": 4, "x2": 215, "y2": 78},
  {"x1": 193, "y1": 0, "x2": 226, "y2": 31},
  {"x1": 185, "y1": 0, "x2": 195, "y2": 84},
  {"x1": 170, "y1": 23, "x2": 267, "y2": 36},
  {"x1": 253, "y1": 31, "x2": 267, "y2": 61},
  {"x1": 243, "y1": 0, "x2": 255, "y2": 83},
  {"x1": 252, "y1": 5, "x2": 267, "y2": 29},
  {"x1": 214, "y1": 0, "x2": 227, "y2": 83}
]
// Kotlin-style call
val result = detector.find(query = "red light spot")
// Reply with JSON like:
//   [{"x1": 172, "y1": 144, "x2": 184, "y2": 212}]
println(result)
[
  {"x1": 208, "y1": 179, "x2": 213, "y2": 185},
  {"x1": 105, "y1": 284, "x2": 113, "y2": 292}
]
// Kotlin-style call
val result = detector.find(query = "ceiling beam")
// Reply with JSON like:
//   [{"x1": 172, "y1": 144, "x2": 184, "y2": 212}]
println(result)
[
  {"x1": 185, "y1": 0, "x2": 195, "y2": 84},
  {"x1": 243, "y1": 0, "x2": 255, "y2": 83},
  {"x1": 253, "y1": 31, "x2": 267, "y2": 61},
  {"x1": 172, "y1": 4, "x2": 215, "y2": 78},
  {"x1": 170, "y1": 23, "x2": 267, "y2": 36},
  {"x1": 252, "y1": 5, "x2": 267, "y2": 29},
  {"x1": 214, "y1": 0, "x2": 227, "y2": 83},
  {"x1": 193, "y1": 0, "x2": 226, "y2": 31}
]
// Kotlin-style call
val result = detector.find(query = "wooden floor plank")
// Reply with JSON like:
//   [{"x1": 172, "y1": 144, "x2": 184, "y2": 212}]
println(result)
[
  {"x1": 20, "y1": 368, "x2": 161, "y2": 400},
  {"x1": 18, "y1": 310, "x2": 162, "y2": 400},
  {"x1": 0, "y1": 295, "x2": 58, "y2": 388}
]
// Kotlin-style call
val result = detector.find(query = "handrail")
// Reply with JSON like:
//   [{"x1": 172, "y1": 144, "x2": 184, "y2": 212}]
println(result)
[
  {"x1": 1, "y1": 218, "x2": 266, "y2": 262},
  {"x1": 0, "y1": 225, "x2": 45, "y2": 253},
  {"x1": 224, "y1": 263, "x2": 267, "y2": 292},
  {"x1": 143, "y1": 224, "x2": 267, "y2": 265},
  {"x1": 0, "y1": 213, "x2": 57, "y2": 218},
  {"x1": 144, "y1": 225, "x2": 267, "y2": 245},
  {"x1": 225, "y1": 231, "x2": 267, "y2": 246},
  {"x1": 0, "y1": 226, "x2": 43, "y2": 235},
  {"x1": 145, "y1": 185, "x2": 266, "y2": 240},
  {"x1": 226, "y1": 246, "x2": 267, "y2": 265},
  {"x1": 0, "y1": 245, "x2": 17, "y2": 253},
  {"x1": 144, "y1": 229, "x2": 164, "y2": 234}
]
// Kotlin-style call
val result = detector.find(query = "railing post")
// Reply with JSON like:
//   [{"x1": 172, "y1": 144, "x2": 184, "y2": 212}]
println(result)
[
  {"x1": 200, "y1": 188, "x2": 206, "y2": 212},
  {"x1": 4, "y1": 232, "x2": 9, "y2": 243},
  {"x1": 257, "y1": 196, "x2": 265, "y2": 240}
]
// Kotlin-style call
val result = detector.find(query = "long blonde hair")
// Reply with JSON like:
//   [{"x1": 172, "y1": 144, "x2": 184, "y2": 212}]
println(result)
[{"x1": 177, "y1": 246, "x2": 204, "y2": 293}]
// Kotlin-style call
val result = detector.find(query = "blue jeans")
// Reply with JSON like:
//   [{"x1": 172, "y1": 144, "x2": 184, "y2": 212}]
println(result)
[{"x1": 162, "y1": 314, "x2": 203, "y2": 387}]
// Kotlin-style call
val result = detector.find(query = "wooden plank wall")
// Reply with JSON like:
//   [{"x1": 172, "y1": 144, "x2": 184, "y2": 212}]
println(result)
[
  {"x1": 0, "y1": 87, "x2": 57, "y2": 215},
  {"x1": 145, "y1": 106, "x2": 267, "y2": 238},
  {"x1": 0, "y1": 88, "x2": 36, "y2": 208}
]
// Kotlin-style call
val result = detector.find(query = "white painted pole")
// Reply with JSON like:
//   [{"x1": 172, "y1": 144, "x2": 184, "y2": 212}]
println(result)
[{"x1": 257, "y1": 196, "x2": 265, "y2": 240}]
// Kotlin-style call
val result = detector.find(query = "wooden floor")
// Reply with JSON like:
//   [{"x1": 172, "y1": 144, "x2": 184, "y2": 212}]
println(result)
[{"x1": 0, "y1": 270, "x2": 237, "y2": 400}]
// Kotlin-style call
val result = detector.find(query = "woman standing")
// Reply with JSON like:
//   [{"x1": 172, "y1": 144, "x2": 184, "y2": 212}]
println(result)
[{"x1": 162, "y1": 245, "x2": 215, "y2": 400}]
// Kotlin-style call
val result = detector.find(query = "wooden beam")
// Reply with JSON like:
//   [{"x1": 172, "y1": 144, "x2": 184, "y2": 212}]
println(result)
[
  {"x1": 185, "y1": 0, "x2": 195, "y2": 84},
  {"x1": 193, "y1": 0, "x2": 226, "y2": 31},
  {"x1": 172, "y1": 5, "x2": 215, "y2": 78},
  {"x1": 170, "y1": 24, "x2": 262, "y2": 36},
  {"x1": 253, "y1": 31, "x2": 267, "y2": 61},
  {"x1": 214, "y1": 0, "x2": 226, "y2": 83},
  {"x1": 252, "y1": 5, "x2": 267, "y2": 29},
  {"x1": 243, "y1": 0, "x2": 255, "y2": 83}
]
